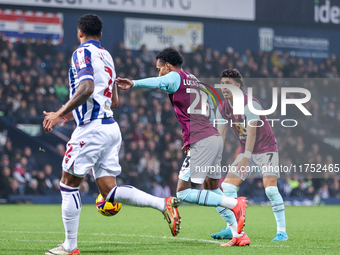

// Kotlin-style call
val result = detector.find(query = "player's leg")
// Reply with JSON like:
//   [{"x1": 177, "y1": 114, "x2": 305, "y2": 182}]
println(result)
[
  {"x1": 211, "y1": 173, "x2": 243, "y2": 240},
  {"x1": 46, "y1": 172, "x2": 83, "y2": 255},
  {"x1": 215, "y1": 152, "x2": 251, "y2": 246},
  {"x1": 263, "y1": 177, "x2": 288, "y2": 241},
  {"x1": 219, "y1": 173, "x2": 251, "y2": 246},
  {"x1": 176, "y1": 178, "x2": 241, "y2": 208},
  {"x1": 98, "y1": 176, "x2": 164, "y2": 212},
  {"x1": 98, "y1": 122, "x2": 168, "y2": 212},
  {"x1": 256, "y1": 152, "x2": 287, "y2": 241},
  {"x1": 97, "y1": 122, "x2": 180, "y2": 236},
  {"x1": 203, "y1": 177, "x2": 232, "y2": 239},
  {"x1": 98, "y1": 176, "x2": 181, "y2": 236},
  {"x1": 60, "y1": 172, "x2": 82, "y2": 253},
  {"x1": 176, "y1": 136, "x2": 238, "y2": 208},
  {"x1": 46, "y1": 125, "x2": 92, "y2": 255},
  {"x1": 176, "y1": 136, "x2": 246, "y2": 234},
  {"x1": 212, "y1": 152, "x2": 246, "y2": 239}
]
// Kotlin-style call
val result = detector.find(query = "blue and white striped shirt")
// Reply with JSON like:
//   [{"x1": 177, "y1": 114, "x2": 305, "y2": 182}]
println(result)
[{"x1": 69, "y1": 40, "x2": 115, "y2": 126}]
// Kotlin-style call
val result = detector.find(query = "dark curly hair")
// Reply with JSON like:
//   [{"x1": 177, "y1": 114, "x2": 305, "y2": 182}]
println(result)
[
  {"x1": 156, "y1": 47, "x2": 183, "y2": 67},
  {"x1": 220, "y1": 68, "x2": 243, "y2": 89},
  {"x1": 78, "y1": 14, "x2": 103, "y2": 37}
]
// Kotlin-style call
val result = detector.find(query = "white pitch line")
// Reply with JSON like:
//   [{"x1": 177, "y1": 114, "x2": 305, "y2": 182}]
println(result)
[{"x1": 0, "y1": 231, "x2": 333, "y2": 249}]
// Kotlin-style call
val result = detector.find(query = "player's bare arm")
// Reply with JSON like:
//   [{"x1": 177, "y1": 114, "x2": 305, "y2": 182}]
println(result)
[
  {"x1": 111, "y1": 82, "x2": 119, "y2": 109},
  {"x1": 116, "y1": 77, "x2": 134, "y2": 90},
  {"x1": 43, "y1": 79, "x2": 94, "y2": 132},
  {"x1": 235, "y1": 122, "x2": 257, "y2": 173}
]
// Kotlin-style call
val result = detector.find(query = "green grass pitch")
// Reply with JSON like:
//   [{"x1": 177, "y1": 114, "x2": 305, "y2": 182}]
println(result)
[{"x1": 0, "y1": 204, "x2": 339, "y2": 254}]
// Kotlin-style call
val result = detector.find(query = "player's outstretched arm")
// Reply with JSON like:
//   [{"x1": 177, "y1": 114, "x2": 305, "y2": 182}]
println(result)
[
  {"x1": 43, "y1": 80, "x2": 94, "y2": 133},
  {"x1": 116, "y1": 77, "x2": 134, "y2": 90},
  {"x1": 117, "y1": 72, "x2": 180, "y2": 94}
]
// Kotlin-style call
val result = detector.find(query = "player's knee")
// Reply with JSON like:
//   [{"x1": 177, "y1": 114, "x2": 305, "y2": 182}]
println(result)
[{"x1": 265, "y1": 186, "x2": 279, "y2": 198}]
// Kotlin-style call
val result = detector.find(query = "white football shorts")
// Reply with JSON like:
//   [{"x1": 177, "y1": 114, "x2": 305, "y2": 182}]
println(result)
[
  {"x1": 62, "y1": 118, "x2": 122, "y2": 179},
  {"x1": 229, "y1": 151, "x2": 279, "y2": 181}
]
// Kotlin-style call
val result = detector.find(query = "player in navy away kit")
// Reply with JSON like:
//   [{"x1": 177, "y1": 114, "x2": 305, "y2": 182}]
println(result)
[
  {"x1": 116, "y1": 47, "x2": 247, "y2": 244},
  {"x1": 211, "y1": 69, "x2": 287, "y2": 246},
  {"x1": 43, "y1": 15, "x2": 181, "y2": 255}
]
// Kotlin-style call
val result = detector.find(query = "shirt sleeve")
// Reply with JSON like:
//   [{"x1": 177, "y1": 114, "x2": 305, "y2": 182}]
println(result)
[
  {"x1": 73, "y1": 48, "x2": 94, "y2": 82},
  {"x1": 244, "y1": 101, "x2": 261, "y2": 124},
  {"x1": 132, "y1": 71, "x2": 181, "y2": 94}
]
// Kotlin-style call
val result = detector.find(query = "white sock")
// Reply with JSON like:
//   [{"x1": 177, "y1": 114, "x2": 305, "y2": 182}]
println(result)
[
  {"x1": 229, "y1": 222, "x2": 244, "y2": 238},
  {"x1": 60, "y1": 182, "x2": 81, "y2": 251},
  {"x1": 220, "y1": 196, "x2": 238, "y2": 209},
  {"x1": 107, "y1": 185, "x2": 165, "y2": 212}
]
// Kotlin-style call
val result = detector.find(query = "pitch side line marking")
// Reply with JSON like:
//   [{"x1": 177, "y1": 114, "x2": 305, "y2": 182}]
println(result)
[{"x1": 0, "y1": 231, "x2": 332, "y2": 249}]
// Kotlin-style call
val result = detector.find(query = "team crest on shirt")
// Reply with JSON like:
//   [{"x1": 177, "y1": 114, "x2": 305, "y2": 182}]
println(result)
[{"x1": 80, "y1": 141, "x2": 85, "y2": 148}]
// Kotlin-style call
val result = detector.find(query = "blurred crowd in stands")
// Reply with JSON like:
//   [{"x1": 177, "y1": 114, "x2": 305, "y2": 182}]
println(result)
[{"x1": 0, "y1": 37, "x2": 339, "y2": 202}]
